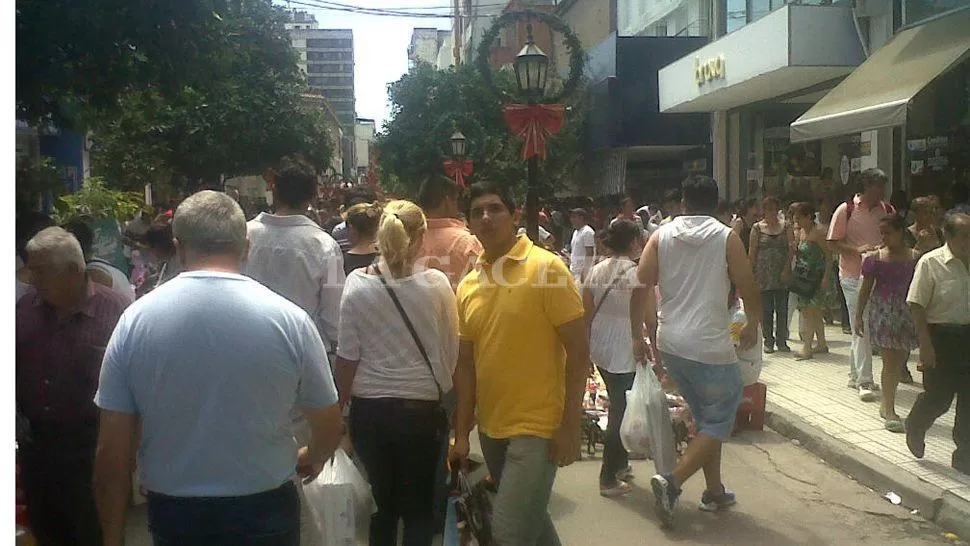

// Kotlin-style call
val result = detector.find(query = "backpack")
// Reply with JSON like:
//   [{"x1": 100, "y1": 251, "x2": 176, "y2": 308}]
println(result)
[{"x1": 845, "y1": 199, "x2": 894, "y2": 221}]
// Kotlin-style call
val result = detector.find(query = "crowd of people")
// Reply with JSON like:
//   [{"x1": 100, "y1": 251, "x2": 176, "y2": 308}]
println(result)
[{"x1": 14, "y1": 156, "x2": 970, "y2": 545}]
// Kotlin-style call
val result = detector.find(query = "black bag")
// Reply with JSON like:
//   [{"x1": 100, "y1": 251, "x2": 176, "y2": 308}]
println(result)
[
  {"x1": 454, "y1": 471, "x2": 493, "y2": 545},
  {"x1": 789, "y1": 259, "x2": 823, "y2": 299}
]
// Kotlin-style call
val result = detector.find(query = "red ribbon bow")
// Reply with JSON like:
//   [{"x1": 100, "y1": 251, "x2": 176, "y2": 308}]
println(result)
[
  {"x1": 442, "y1": 159, "x2": 474, "y2": 187},
  {"x1": 501, "y1": 103, "x2": 566, "y2": 161}
]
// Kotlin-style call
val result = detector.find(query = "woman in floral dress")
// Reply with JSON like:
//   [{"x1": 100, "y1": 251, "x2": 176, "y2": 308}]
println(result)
[
  {"x1": 790, "y1": 202, "x2": 831, "y2": 360},
  {"x1": 855, "y1": 215, "x2": 919, "y2": 433}
]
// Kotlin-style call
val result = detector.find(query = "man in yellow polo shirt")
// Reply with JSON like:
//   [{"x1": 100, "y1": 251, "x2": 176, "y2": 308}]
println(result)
[{"x1": 450, "y1": 182, "x2": 589, "y2": 545}]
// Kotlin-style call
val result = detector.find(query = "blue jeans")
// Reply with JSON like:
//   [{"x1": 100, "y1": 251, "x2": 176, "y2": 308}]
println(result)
[
  {"x1": 479, "y1": 434, "x2": 561, "y2": 546},
  {"x1": 661, "y1": 353, "x2": 743, "y2": 441},
  {"x1": 840, "y1": 275, "x2": 874, "y2": 386},
  {"x1": 146, "y1": 481, "x2": 299, "y2": 546}
]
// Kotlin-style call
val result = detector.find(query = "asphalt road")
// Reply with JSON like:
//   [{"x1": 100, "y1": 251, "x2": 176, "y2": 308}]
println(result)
[{"x1": 124, "y1": 429, "x2": 954, "y2": 545}]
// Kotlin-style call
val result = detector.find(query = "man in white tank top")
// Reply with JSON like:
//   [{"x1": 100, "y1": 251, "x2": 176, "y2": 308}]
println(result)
[{"x1": 636, "y1": 175, "x2": 763, "y2": 529}]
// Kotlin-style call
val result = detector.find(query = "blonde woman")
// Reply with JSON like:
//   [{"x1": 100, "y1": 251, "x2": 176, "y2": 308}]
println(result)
[{"x1": 334, "y1": 200, "x2": 458, "y2": 546}]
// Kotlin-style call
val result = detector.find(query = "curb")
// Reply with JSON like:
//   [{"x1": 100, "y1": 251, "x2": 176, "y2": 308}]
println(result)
[{"x1": 765, "y1": 402, "x2": 970, "y2": 538}]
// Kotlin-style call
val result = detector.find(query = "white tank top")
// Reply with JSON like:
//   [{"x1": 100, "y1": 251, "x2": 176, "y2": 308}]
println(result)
[
  {"x1": 656, "y1": 216, "x2": 736, "y2": 365},
  {"x1": 88, "y1": 259, "x2": 136, "y2": 303}
]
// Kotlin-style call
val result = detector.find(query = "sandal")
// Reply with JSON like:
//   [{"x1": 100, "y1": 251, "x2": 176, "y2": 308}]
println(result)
[
  {"x1": 884, "y1": 419, "x2": 905, "y2": 433},
  {"x1": 813, "y1": 345, "x2": 830, "y2": 355},
  {"x1": 794, "y1": 352, "x2": 813, "y2": 361}
]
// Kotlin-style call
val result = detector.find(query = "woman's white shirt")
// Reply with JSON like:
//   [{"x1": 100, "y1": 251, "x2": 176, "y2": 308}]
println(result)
[
  {"x1": 584, "y1": 256, "x2": 639, "y2": 374},
  {"x1": 337, "y1": 268, "x2": 458, "y2": 401}
]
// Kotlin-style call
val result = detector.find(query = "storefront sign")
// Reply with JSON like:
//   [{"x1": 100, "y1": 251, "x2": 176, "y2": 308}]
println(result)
[{"x1": 694, "y1": 55, "x2": 725, "y2": 86}]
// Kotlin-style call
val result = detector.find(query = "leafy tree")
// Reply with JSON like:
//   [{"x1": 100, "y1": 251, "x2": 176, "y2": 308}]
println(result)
[
  {"x1": 377, "y1": 63, "x2": 587, "y2": 204},
  {"x1": 19, "y1": 0, "x2": 333, "y2": 189}
]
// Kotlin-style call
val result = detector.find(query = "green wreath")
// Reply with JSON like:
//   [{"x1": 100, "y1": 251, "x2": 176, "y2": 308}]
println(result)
[{"x1": 475, "y1": 9, "x2": 585, "y2": 104}]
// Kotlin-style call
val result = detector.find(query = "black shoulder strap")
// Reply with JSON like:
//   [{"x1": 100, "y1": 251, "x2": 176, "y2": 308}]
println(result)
[
  {"x1": 376, "y1": 268, "x2": 444, "y2": 401},
  {"x1": 590, "y1": 263, "x2": 636, "y2": 323}
]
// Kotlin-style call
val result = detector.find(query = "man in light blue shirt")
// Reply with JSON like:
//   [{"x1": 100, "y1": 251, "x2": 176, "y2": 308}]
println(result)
[{"x1": 93, "y1": 190, "x2": 343, "y2": 546}]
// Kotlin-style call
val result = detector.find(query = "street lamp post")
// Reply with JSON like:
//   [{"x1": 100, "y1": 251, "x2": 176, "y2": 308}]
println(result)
[
  {"x1": 476, "y1": 9, "x2": 584, "y2": 242},
  {"x1": 514, "y1": 28, "x2": 549, "y2": 242},
  {"x1": 443, "y1": 130, "x2": 474, "y2": 187}
]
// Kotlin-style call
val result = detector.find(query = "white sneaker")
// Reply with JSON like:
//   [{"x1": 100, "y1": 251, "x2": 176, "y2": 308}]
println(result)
[{"x1": 859, "y1": 384, "x2": 876, "y2": 402}]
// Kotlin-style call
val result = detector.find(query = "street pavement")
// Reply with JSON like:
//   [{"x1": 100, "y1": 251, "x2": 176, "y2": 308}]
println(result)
[
  {"x1": 763, "y1": 316, "x2": 970, "y2": 536},
  {"x1": 123, "y1": 427, "x2": 953, "y2": 545}
]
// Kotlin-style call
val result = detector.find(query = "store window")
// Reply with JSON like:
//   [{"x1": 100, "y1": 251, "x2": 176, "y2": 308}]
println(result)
[{"x1": 903, "y1": 0, "x2": 967, "y2": 26}]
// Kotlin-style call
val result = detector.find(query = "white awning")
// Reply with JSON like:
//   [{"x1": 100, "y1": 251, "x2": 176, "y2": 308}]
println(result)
[{"x1": 790, "y1": 9, "x2": 970, "y2": 143}]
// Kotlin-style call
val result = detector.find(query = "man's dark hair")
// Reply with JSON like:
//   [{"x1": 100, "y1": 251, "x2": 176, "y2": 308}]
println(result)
[
  {"x1": 417, "y1": 175, "x2": 460, "y2": 211},
  {"x1": 467, "y1": 182, "x2": 516, "y2": 216},
  {"x1": 620, "y1": 196, "x2": 634, "y2": 208},
  {"x1": 791, "y1": 201, "x2": 815, "y2": 218},
  {"x1": 275, "y1": 157, "x2": 318, "y2": 208},
  {"x1": 342, "y1": 187, "x2": 377, "y2": 210},
  {"x1": 16, "y1": 212, "x2": 53, "y2": 259},
  {"x1": 860, "y1": 168, "x2": 889, "y2": 188},
  {"x1": 681, "y1": 175, "x2": 719, "y2": 215},
  {"x1": 879, "y1": 213, "x2": 908, "y2": 233},
  {"x1": 63, "y1": 219, "x2": 94, "y2": 257}
]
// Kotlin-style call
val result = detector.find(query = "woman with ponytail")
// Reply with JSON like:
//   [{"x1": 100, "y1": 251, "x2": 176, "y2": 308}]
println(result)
[{"x1": 334, "y1": 200, "x2": 459, "y2": 546}]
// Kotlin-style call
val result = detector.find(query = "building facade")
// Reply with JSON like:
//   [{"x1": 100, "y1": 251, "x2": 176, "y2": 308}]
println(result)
[
  {"x1": 655, "y1": 1, "x2": 970, "y2": 203},
  {"x1": 286, "y1": 11, "x2": 357, "y2": 175},
  {"x1": 355, "y1": 118, "x2": 377, "y2": 179},
  {"x1": 409, "y1": 28, "x2": 452, "y2": 67}
]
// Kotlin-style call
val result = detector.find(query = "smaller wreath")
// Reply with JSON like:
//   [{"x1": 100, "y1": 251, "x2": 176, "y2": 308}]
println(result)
[{"x1": 475, "y1": 9, "x2": 585, "y2": 104}]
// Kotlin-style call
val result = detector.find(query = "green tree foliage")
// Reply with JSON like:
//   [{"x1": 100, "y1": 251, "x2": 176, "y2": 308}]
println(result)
[
  {"x1": 52, "y1": 177, "x2": 145, "y2": 224},
  {"x1": 377, "y1": 63, "x2": 587, "y2": 200},
  {"x1": 18, "y1": 0, "x2": 332, "y2": 190}
]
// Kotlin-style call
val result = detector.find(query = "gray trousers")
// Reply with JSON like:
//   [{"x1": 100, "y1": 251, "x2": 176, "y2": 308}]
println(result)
[{"x1": 479, "y1": 434, "x2": 561, "y2": 546}]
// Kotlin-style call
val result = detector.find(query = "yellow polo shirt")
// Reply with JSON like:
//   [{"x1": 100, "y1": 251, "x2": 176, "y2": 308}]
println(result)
[{"x1": 456, "y1": 235, "x2": 585, "y2": 440}]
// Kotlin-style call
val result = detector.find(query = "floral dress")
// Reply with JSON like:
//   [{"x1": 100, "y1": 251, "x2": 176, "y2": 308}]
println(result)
[
  {"x1": 794, "y1": 240, "x2": 827, "y2": 310},
  {"x1": 861, "y1": 254, "x2": 919, "y2": 350}
]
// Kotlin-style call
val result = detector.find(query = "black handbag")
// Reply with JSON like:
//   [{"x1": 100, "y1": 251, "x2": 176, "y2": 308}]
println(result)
[
  {"x1": 789, "y1": 259, "x2": 823, "y2": 299},
  {"x1": 454, "y1": 470, "x2": 493, "y2": 545}
]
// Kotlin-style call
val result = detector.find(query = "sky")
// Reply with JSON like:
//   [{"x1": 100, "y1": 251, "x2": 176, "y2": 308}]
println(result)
[{"x1": 274, "y1": 0, "x2": 455, "y2": 131}]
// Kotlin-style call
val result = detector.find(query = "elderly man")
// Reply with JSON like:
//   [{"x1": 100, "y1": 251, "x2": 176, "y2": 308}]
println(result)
[
  {"x1": 906, "y1": 209, "x2": 970, "y2": 475},
  {"x1": 16, "y1": 227, "x2": 130, "y2": 546},
  {"x1": 93, "y1": 191, "x2": 344, "y2": 546}
]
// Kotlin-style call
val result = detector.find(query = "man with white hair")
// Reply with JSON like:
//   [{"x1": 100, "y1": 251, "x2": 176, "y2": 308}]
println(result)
[
  {"x1": 93, "y1": 190, "x2": 344, "y2": 546},
  {"x1": 16, "y1": 226, "x2": 130, "y2": 546}
]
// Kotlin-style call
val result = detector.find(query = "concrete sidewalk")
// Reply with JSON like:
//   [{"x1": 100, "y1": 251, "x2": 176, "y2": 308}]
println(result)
[{"x1": 760, "y1": 318, "x2": 970, "y2": 537}]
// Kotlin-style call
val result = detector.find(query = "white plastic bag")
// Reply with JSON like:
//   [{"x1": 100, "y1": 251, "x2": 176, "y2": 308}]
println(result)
[
  {"x1": 620, "y1": 366, "x2": 651, "y2": 456},
  {"x1": 302, "y1": 449, "x2": 374, "y2": 546},
  {"x1": 620, "y1": 365, "x2": 677, "y2": 474},
  {"x1": 730, "y1": 302, "x2": 764, "y2": 386}
]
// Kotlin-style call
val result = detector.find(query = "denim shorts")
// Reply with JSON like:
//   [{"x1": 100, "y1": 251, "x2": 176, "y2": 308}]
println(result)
[{"x1": 661, "y1": 353, "x2": 743, "y2": 441}]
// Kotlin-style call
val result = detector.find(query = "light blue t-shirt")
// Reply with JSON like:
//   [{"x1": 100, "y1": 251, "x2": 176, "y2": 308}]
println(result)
[{"x1": 95, "y1": 271, "x2": 338, "y2": 497}]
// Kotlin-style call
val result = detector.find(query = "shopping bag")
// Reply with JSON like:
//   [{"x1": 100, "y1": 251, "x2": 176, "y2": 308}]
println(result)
[
  {"x1": 643, "y1": 367, "x2": 677, "y2": 475},
  {"x1": 735, "y1": 382, "x2": 767, "y2": 432},
  {"x1": 620, "y1": 366, "x2": 652, "y2": 456},
  {"x1": 730, "y1": 301, "x2": 764, "y2": 386},
  {"x1": 302, "y1": 449, "x2": 375, "y2": 546},
  {"x1": 451, "y1": 471, "x2": 492, "y2": 546}
]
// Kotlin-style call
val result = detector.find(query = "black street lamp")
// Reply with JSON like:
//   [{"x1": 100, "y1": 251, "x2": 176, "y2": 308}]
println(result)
[
  {"x1": 514, "y1": 29, "x2": 550, "y2": 100},
  {"x1": 476, "y1": 9, "x2": 585, "y2": 242},
  {"x1": 450, "y1": 131, "x2": 468, "y2": 157},
  {"x1": 514, "y1": 26, "x2": 548, "y2": 241}
]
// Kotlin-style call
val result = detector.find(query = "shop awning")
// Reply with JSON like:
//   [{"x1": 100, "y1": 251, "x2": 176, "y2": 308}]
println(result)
[{"x1": 790, "y1": 9, "x2": 970, "y2": 143}]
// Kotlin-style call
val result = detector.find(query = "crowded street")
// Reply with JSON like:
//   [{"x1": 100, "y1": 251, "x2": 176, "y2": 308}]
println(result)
[{"x1": 14, "y1": 1, "x2": 970, "y2": 546}]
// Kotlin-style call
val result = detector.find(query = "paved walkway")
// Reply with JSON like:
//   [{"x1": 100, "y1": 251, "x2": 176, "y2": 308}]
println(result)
[{"x1": 761, "y1": 316, "x2": 969, "y2": 505}]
